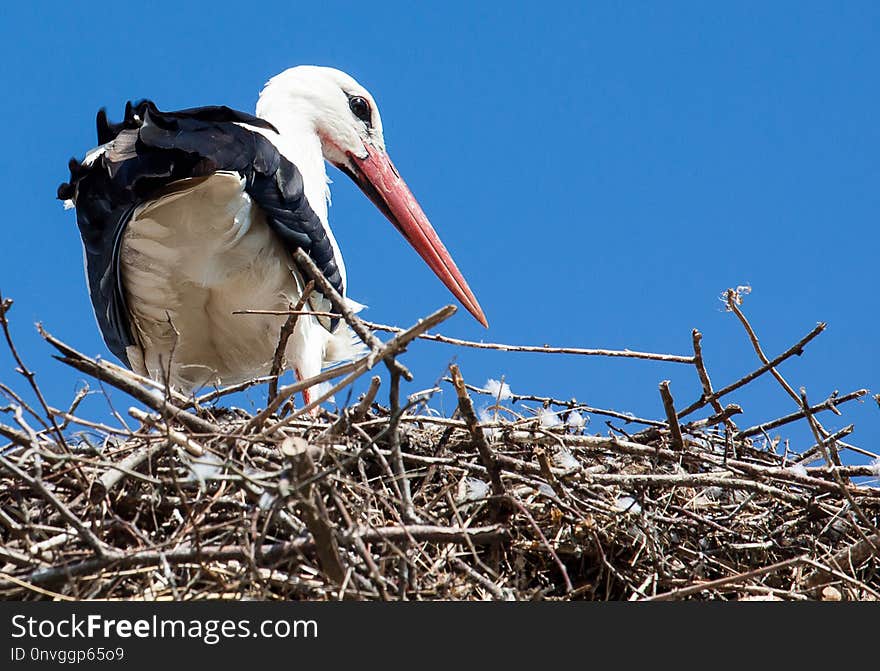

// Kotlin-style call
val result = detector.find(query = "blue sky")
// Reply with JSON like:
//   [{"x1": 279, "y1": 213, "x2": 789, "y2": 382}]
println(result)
[{"x1": 0, "y1": 2, "x2": 877, "y2": 459}]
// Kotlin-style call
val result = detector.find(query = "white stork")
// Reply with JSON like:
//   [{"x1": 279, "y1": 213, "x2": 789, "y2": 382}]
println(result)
[{"x1": 58, "y1": 66, "x2": 487, "y2": 400}]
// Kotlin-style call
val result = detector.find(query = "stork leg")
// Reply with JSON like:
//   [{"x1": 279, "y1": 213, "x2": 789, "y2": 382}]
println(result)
[{"x1": 295, "y1": 367, "x2": 313, "y2": 409}]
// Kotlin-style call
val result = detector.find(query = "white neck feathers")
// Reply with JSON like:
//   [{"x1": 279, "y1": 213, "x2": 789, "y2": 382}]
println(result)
[{"x1": 253, "y1": 89, "x2": 347, "y2": 292}]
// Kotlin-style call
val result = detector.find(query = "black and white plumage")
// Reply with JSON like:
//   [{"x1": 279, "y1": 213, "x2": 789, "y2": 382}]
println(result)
[{"x1": 59, "y1": 66, "x2": 486, "y2": 396}]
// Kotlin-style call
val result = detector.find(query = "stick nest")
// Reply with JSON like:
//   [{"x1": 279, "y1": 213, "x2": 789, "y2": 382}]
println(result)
[{"x1": 0, "y1": 286, "x2": 878, "y2": 601}]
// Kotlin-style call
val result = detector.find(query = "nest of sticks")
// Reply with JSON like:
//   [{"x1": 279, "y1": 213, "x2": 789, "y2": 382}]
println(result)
[{"x1": 1, "y1": 260, "x2": 878, "y2": 601}]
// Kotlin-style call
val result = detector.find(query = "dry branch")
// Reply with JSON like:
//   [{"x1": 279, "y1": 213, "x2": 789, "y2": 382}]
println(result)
[
  {"x1": 450, "y1": 364, "x2": 505, "y2": 499},
  {"x1": 658, "y1": 380, "x2": 684, "y2": 450},
  {"x1": 291, "y1": 248, "x2": 411, "y2": 380},
  {"x1": 677, "y1": 321, "x2": 826, "y2": 419},
  {"x1": 267, "y1": 280, "x2": 314, "y2": 404},
  {"x1": 284, "y1": 437, "x2": 347, "y2": 583},
  {"x1": 364, "y1": 320, "x2": 695, "y2": 363},
  {"x1": 735, "y1": 389, "x2": 867, "y2": 439}
]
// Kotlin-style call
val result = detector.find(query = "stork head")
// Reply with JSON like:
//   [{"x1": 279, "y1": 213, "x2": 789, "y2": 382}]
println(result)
[{"x1": 257, "y1": 66, "x2": 487, "y2": 327}]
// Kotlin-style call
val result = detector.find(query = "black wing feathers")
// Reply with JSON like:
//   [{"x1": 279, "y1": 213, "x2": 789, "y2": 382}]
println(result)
[{"x1": 59, "y1": 100, "x2": 342, "y2": 367}]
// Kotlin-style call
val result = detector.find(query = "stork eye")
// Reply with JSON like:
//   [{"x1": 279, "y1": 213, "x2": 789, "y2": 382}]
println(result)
[{"x1": 348, "y1": 96, "x2": 371, "y2": 125}]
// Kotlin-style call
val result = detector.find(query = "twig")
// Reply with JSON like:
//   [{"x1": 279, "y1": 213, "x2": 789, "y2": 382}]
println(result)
[
  {"x1": 449, "y1": 365, "x2": 505, "y2": 499},
  {"x1": 643, "y1": 556, "x2": 805, "y2": 601},
  {"x1": 263, "y1": 306, "x2": 456, "y2": 433},
  {"x1": 0, "y1": 572, "x2": 78, "y2": 601},
  {"x1": 267, "y1": 280, "x2": 314, "y2": 404},
  {"x1": 0, "y1": 454, "x2": 110, "y2": 557},
  {"x1": 658, "y1": 381, "x2": 684, "y2": 450},
  {"x1": 39, "y1": 326, "x2": 220, "y2": 436},
  {"x1": 128, "y1": 408, "x2": 205, "y2": 456},
  {"x1": 364, "y1": 320, "x2": 695, "y2": 364},
  {"x1": 233, "y1": 309, "x2": 340, "y2": 319},
  {"x1": 724, "y1": 290, "x2": 855, "y2": 470},
  {"x1": 453, "y1": 380, "x2": 666, "y2": 428},
  {"x1": 0, "y1": 297, "x2": 69, "y2": 452},
  {"x1": 799, "y1": 558, "x2": 880, "y2": 600},
  {"x1": 0, "y1": 421, "x2": 37, "y2": 450},
  {"x1": 797, "y1": 387, "x2": 880, "y2": 550},
  {"x1": 291, "y1": 249, "x2": 411, "y2": 381},
  {"x1": 247, "y1": 358, "x2": 368, "y2": 429},
  {"x1": 734, "y1": 390, "x2": 867, "y2": 440},
  {"x1": 353, "y1": 376, "x2": 381, "y2": 422},
  {"x1": 802, "y1": 533, "x2": 880, "y2": 589},
  {"x1": 328, "y1": 489, "x2": 390, "y2": 600},
  {"x1": 510, "y1": 498, "x2": 573, "y2": 594},
  {"x1": 90, "y1": 441, "x2": 164, "y2": 503},
  {"x1": 191, "y1": 376, "x2": 276, "y2": 408},
  {"x1": 518, "y1": 432, "x2": 880, "y2": 499},
  {"x1": 725, "y1": 290, "x2": 802, "y2": 405},
  {"x1": 687, "y1": 404, "x2": 742, "y2": 430},
  {"x1": 99, "y1": 359, "x2": 190, "y2": 406},
  {"x1": 282, "y1": 437, "x2": 347, "y2": 584},
  {"x1": 324, "y1": 375, "x2": 381, "y2": 437},
  {"x1": 576, "y1": 472, "x2": 805, "y2": 503},
  {"x1": 0, "y1": 382, "x2": 52, "y2": 434},
  {"x1": 691, "y1": 329, "x2": 729, "y2": 423},
  {"x1": 1, "y1": 525, "x2": 508, "y2": 588},
  {"x1": 676, "y1": 322, "x2": 826, "y2": 419},
  {"x1": 452, "y1": 558, "x2": 511, "y2": 600},
  {"x1": 792, "y1": 425, "x2": 855, "y2": 465},
  {"x1": 387, "y1": 369, "x2": 416, "y2": 523}
]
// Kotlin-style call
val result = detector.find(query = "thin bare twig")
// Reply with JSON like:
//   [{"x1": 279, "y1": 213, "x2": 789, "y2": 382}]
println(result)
[
  {"x1": 658, "y1": 381, "x2": 684, "y2": 450},
  {"x1": 643, "y1": 557, "x2": 806, "y2": 601},
  {"x1": 365, "y1": 319, "x2": 695, "y2": 364},
  {"x1": 262, "y1": 306, "x2": 456, "y2": 433},
  {"x1": 283, "y1": 437, "x2": 347, "y2": 584},
  {"x1": 449, "y1": 365, "x2": 505, "y2": 500},
  {"x1": 0, "y1": 297, "x2": 69, "y2": 452},
  {"x1": 0, "y1": 454, "x2": 110, "y2": 557},
  {"x1": 735, "y1": 389, "x2": 867, "y2": 440},
  {"x1": 291, "y1": 248, "x2": 411, "y2": 381},
  {"x1": 0, "y1": 525, "x2": 508, "y2": 589},
  {"x1": 677, "y1": 321, "x2": 826, "y2": 419},
  {"x1": 267, "y1": 280, "x2": 314, "y2": 404},
  {"x1": 691, "y1": 329, "x2": 730, "y2": 424},
  {"x1": 803, "y1": 533, "x2": 880, "y2": 589},
  {"x1": 39, "y1": 326, "x2": 220, "y2": 436}
]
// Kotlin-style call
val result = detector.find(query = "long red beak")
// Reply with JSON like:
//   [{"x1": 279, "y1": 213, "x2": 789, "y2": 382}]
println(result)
[{"x1": 342, "y1": 145, "x2": 488, "y2": 328}]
